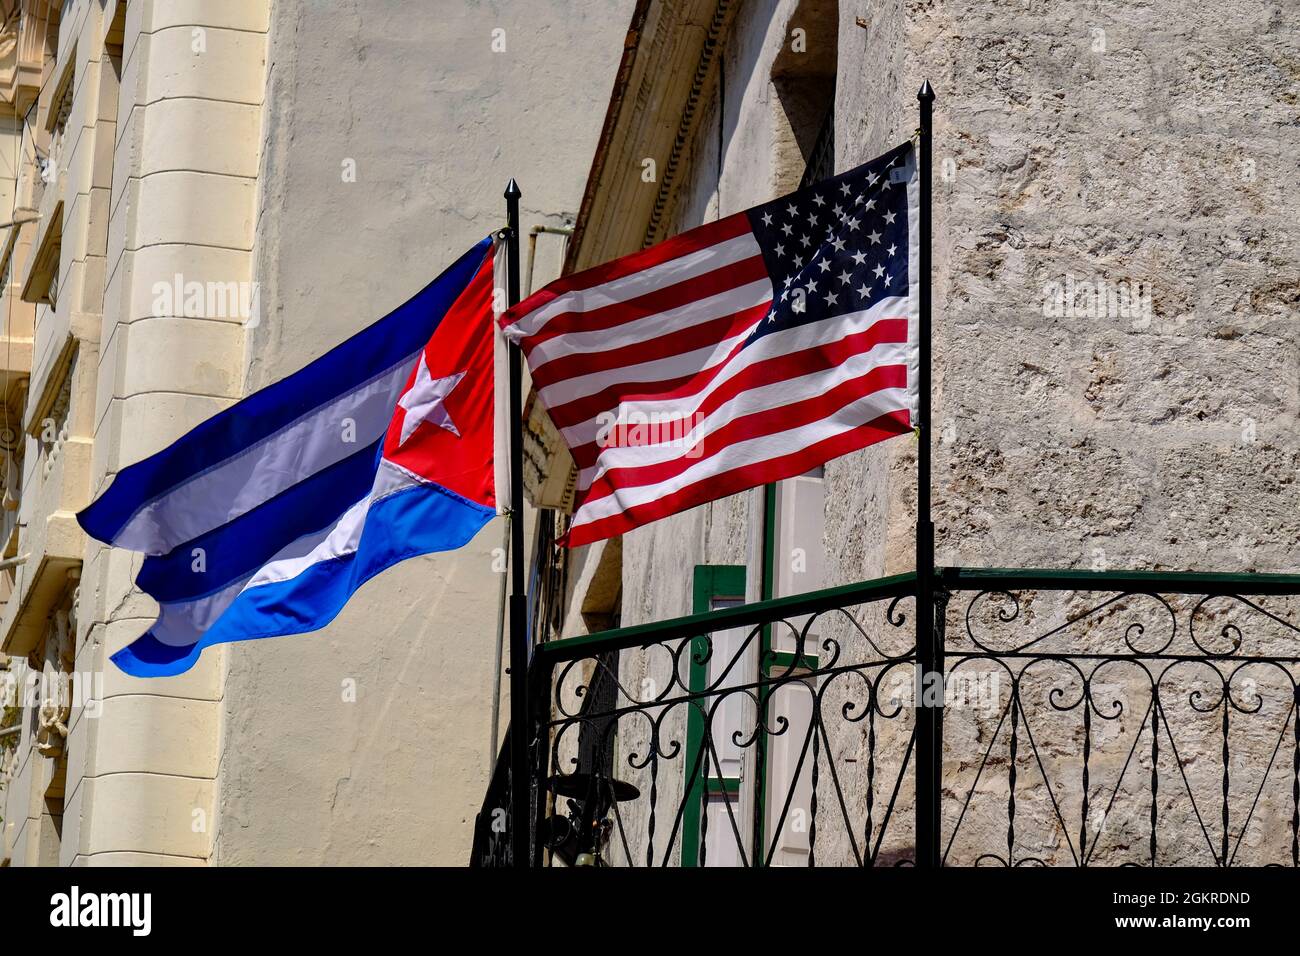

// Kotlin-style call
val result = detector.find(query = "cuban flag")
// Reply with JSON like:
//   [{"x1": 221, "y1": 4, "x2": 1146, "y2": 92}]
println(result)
[{"x1": 78, "y1": 238, "x2": 505, "y2": 677}]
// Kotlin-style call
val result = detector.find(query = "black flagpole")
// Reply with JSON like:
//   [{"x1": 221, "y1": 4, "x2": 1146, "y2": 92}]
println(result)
[
  {"x1": 503, "y1": 179, "x2": 529, "y2": 868},
  {"x1": 914, "y1": 80, "x2": 940, "y2": 868}
]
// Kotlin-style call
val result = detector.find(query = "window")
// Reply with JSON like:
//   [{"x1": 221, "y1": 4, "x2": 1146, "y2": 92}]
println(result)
[
  {"x1": 106, "y1": 3, "x2": 126, "y2": 81},
  {"x1": 1, "y1": 396, "x2": 25, "y2": 559},
  {"x1": 20, "y1": 199, "x2": 61, "y2": 307},
  {"x1": 26, "y1": 332, "x2": 73, "y2": 471},
  {"x1": 33, "y1": 600, "x2": 74, "y2": 866},
  {"x1": 43, "y1": 40, "x2": 75, "y2": 173},
  {"x1": 771, "y1": 0, "x2": 837, "y2": 190}
]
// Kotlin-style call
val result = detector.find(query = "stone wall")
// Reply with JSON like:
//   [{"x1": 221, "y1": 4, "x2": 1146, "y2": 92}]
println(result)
[
  {"x1": 837, "y1": 0, "x2": 1300, "y2": 579},
  {"x1": 861, "y1": 0, "x2": 1300, "y2": 866}
]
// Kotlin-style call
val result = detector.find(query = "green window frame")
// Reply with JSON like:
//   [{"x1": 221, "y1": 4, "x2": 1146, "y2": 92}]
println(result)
[
  {"x1": 680, "y1": 485, "x2": 824, "y2": 866},
  {"x1": 680, "y1": 564, "x2": 746, "y2": 866}
]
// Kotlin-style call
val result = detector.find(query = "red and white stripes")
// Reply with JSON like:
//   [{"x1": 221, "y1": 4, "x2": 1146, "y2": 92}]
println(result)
[{"x1": 500, "y1": 194, "x2": 915, "y2": 547}]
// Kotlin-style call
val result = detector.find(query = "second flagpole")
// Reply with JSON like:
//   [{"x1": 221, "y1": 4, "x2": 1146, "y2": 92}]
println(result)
[
  {"x1": 503, "y1": 179, "x2": 530, "y2": 868},
  {"x1": 914, "y1": 79, "x2": 941, "y2": 868}
]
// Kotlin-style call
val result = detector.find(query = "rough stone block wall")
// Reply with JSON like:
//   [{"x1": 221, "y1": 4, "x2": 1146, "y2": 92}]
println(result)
[
  {"x1": 832, "y1": 0, "x2": 1300, "y2": 576},
  {"x1": 822, "y1": 0, "x2": 1300, "y2": 866}
]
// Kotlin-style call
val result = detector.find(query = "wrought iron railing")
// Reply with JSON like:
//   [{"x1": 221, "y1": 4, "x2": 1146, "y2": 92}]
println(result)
[{"x1": 472, "y1": 567, "x2": 1300, "y2": 867}]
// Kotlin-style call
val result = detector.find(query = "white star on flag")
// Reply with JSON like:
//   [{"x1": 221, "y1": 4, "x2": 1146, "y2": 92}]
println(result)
[{"x1": 397, "y1": 355, "x2": 466, "y2": 447}]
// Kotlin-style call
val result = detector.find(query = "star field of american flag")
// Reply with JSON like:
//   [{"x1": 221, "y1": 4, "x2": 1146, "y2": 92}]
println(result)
[{"x1": 744, "y1": 140, "x2": 913, "y2": 344}]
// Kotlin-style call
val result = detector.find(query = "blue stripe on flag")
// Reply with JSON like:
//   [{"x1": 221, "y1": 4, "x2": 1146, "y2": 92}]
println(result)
[
  {"x1": 134, "y1": 438, "x2": 384, "y2": 603},
  {"x1": 78, "y1": 236, "x2": 492, "y2": 545},
  {"x1": 111, "y1": 480, "x2": 494, "y2": 677}
]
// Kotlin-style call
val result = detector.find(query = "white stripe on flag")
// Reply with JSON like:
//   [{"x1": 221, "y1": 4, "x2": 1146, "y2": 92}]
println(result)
[
  {"x1": 492, "y1": 235, "x2": 510, "y2": 515},
  {"x1": 905, "y1": 151, "x2": 921, "y2": 425},
  {"x1": 152, "y1": 576, "x2": 249, "y2": 647},
  {"x1": 537, "y1": 321, "x2": 762, "y2": 410},
  {"x1": 246, "y1": 459, "x2": 421, "y2": 588},
  {"x1": 505, "y1": 232, "x2": 763, "y2": 339}
]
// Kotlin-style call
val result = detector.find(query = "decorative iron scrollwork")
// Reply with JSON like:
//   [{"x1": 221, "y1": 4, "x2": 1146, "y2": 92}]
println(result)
[
  {"x1": 944, "y1": 586, "x2": 1300, "y2": 867},
  {"x1": 490, "y1": 572, "x2": 1300, "y2": 868}
]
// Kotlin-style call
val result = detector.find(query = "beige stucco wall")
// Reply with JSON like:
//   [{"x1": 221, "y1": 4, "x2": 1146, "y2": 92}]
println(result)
[
  {"x1": 210, "y1": 0, "x2": 629, "y2": 866},
  {"x1": 73, "y1": 0, "x2": 270, "y2": 865},
  {"x1": 3, "y1": 0, "x2": 270, "y2": 866}
]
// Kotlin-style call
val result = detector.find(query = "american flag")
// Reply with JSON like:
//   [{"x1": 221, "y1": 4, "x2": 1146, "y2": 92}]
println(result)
[{"x1": 500, "y1": 141, "x2": 919, "y2": 548}]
